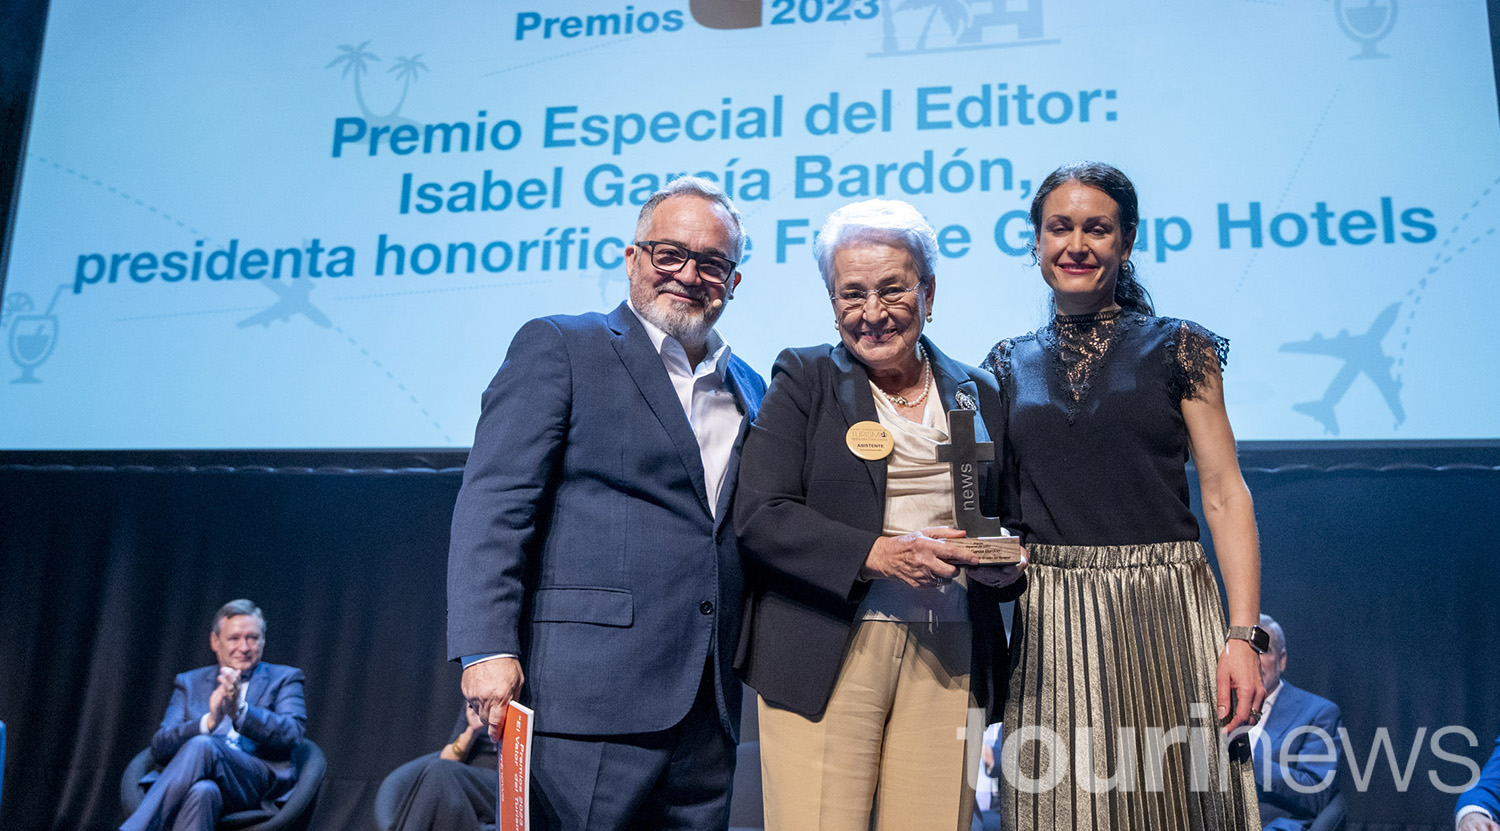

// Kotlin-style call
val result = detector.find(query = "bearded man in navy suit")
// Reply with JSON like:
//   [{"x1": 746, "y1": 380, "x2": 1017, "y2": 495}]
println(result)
[
  {"x1": 1249, "y1": 613, "x2": 1344, "y2": 831},
  {"x1": 448, "y1": 176, "x2": 765, "y2": 831},
  {"x1": 122, "y1": 599, "x2": 306, "y2": 831}
]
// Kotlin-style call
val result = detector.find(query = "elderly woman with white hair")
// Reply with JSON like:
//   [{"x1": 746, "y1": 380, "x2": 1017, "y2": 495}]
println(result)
[{"x1": 733, "y1": 198, "x2": 1026, "y2": 830}]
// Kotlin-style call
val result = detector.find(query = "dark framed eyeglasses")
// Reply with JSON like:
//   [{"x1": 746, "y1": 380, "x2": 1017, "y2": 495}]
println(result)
[
  {"x1": 634, "y1": 240, "x2": 737, "y2": 284},
  {"x1": 832, "y1": 284, "x2": 921, "y2": 311}
]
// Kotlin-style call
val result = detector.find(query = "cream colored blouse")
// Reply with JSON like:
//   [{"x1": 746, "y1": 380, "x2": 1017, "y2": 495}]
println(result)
[{"x1": 857, "y1": 375, "x2": 969, "y2": 624}]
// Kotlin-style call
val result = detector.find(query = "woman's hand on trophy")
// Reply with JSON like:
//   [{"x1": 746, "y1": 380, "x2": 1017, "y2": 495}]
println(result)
[
  {"x1": 861, "y1": 527, "x2": 970, "y2": 587},
  {"x1": 965, "y1": 547, "x2": 1028, "y2": 588}
]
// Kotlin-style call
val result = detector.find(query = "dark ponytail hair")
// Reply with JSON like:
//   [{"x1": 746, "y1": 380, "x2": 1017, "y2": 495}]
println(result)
[{"x1": 1029, "y1": 161, "x2": 1155, "y2": 316}]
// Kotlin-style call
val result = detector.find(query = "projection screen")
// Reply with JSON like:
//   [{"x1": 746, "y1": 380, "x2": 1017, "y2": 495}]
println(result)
[{"x1": 1, "y1": 0, "x2": 1496, "y2": 449}]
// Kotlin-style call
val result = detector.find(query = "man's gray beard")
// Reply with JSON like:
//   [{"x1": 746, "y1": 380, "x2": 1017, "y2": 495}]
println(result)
[{"x1": 632, "y1": 282, "x2": 718, "y2": 345}]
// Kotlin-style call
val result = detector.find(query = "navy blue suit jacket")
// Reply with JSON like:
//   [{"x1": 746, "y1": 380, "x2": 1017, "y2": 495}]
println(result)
[
  {"x1": 1253, "y1": 680, "x2": 1343, "y2": 831},
  {"x1": 733, "y1": 339, "x2": 1022, "y2": 720},
  {"x1": 447, "y1": 303, "x2": 765, "y2": 739},
  {"x1": 146, "y1": 662, "x2": 307, "y2": 792},
  {"x1": 1458, "y1": 733, "x2": 1500, "y2": 820}
]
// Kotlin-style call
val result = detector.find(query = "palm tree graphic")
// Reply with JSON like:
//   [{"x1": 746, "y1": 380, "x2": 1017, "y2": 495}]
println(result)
[
  {"x1": 327, "y1": 41, "x2": 424, "y2": 124},
  {"x1": 388, "y1": 54, "x2": 429, "y2": 114}
]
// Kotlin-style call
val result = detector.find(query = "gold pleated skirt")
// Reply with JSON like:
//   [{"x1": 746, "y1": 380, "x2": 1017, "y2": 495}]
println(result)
[{"x1": 1000, "y1": 541, "x2": 1260, "y2": 831}]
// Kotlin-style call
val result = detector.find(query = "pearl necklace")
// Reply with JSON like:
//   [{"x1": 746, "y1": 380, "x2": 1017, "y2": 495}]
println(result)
[{"x1": 876, "y1": 345, "x2": 931, "y2": 408}]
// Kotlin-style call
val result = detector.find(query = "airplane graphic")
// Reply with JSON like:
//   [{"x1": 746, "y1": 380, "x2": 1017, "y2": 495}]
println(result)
[
  {"x1": 1279, "y1": 302, "x2": 1405, "y2": 436},
  {"x1": 236, "y1": 279, "x2": 333, "y2": 329}
]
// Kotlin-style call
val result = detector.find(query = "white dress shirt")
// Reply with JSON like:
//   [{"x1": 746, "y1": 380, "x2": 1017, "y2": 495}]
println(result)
[
  {"x1": 1459, "y1": 805, "x2": 1495, "y2": 823},
  {"x1": 628, "y1": 302, "x2": 744, "y2": 518}
]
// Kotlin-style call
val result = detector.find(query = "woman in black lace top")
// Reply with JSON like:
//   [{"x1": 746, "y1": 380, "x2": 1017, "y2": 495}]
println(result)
[{"x1": 983, "y1": 162, "x2": 1265, "y2": 830}]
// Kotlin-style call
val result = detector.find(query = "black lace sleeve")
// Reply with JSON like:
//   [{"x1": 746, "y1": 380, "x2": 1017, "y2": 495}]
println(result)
[
  {"x1": 981, "y1": 339, "x2": 1015, "y2": 387},
  {"x1": 1168, "y1": 319, "x2": 1229, "y2": 401}
]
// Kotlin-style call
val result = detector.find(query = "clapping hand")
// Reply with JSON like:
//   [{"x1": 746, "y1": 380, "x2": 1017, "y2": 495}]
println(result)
[{"x1": 207, "y1": 666, "x2": 240, "y2": 729}]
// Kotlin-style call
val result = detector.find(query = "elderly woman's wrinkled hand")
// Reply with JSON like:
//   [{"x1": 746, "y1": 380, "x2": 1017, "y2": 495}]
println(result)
[{"x1": 862, "y1": 527, "x2": 971, "y2": 588}]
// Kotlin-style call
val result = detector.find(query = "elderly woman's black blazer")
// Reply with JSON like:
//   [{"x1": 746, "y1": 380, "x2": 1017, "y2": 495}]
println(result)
[{"x1": 732, "y1": 337, "x2": 1025, "y2": 719}]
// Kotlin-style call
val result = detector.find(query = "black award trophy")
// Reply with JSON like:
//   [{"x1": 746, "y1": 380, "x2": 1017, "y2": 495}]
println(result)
[{"x1": 935, "y1": 407, "x2": 1024, "y2": 563}]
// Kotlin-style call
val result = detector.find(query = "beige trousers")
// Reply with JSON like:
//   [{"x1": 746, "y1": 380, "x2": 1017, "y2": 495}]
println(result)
[{"x1": 758, "y1": 620, "x2": 978, "y2": 831}]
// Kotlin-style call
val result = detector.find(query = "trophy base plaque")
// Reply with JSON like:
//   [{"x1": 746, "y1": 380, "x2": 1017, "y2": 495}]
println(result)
[{"x1": 946, "y1": 536, "x2": 1025, "y2": 564}]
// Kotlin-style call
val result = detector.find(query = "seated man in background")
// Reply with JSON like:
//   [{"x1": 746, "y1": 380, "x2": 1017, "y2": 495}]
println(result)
[
  {"x1": 122, "y1": 599, "x2": 307, "y2": 831},
  {"x1": 1457, "y1": 733, "x2": 1500, "y2": 831},
  {"x1": 384, "y1": 703, "x2": 498, "y2": 831},
  {"x1": 1249, "y1": 613, "x2": 1344, "y2": 831}
]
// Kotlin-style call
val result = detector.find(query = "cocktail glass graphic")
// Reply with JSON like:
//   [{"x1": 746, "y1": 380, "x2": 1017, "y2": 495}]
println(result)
[
  {"x1": 1336, "y1": 0, "x2": 1396, "y2": 59},
  {"x1": 9, "y1": 314, "x2": 58, "y2": 383},
  {"x1": 6, "y1": 285, "x2": 68, "y2": 384}
]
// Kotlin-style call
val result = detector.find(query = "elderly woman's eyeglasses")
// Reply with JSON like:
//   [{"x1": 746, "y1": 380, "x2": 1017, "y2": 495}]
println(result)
[
  {"x1": 832, "y1": 285, "x2": 921, "y2": 311},
  {"x1": 635, "y1": 241, "x2": 737, "y2": 284}
]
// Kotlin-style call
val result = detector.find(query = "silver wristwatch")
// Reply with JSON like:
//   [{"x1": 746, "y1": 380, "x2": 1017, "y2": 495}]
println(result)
[{"x1": 1226, "y1": 625, "x2": 1270, "y2": 654}]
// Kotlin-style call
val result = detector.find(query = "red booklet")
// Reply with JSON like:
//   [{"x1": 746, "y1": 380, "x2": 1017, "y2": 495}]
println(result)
[{"x1": 497, "y1": 701, "x2": 534, "y2": 831}]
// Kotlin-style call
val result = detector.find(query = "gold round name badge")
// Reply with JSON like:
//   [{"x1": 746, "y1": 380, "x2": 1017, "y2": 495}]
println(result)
[{"x1": 845, "y1": 420, "x2": 894, "y2": 461}]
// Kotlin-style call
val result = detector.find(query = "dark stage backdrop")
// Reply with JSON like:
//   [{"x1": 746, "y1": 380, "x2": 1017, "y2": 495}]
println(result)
[
  {"x1": 0, "y1": 466, "x2": 467, "y2": 831},
  {"x1": 0, "y1": 451, "x2": 1497, "y2": 831}
]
